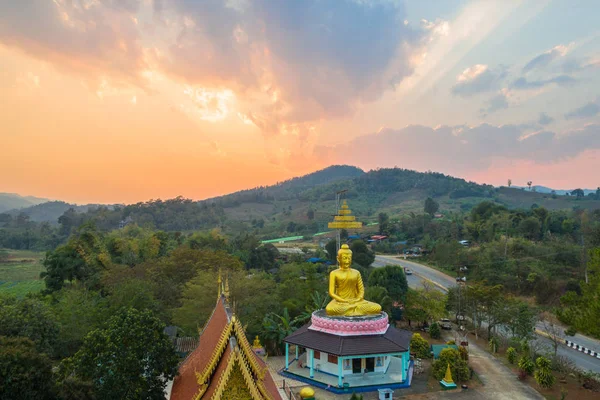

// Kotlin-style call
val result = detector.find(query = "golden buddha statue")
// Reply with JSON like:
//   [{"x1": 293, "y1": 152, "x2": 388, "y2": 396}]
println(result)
[{"x1": 325, "y1": 244, "x2": 382, "y2": 316}]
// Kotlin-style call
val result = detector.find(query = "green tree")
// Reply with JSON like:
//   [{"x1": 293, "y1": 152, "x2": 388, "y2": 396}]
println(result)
[
  {"x1": 261, "y1": 308, "x2": 297, "y2": 355},
  {"x1": 350, "y1": 240, "x2": 375, "y2": 267},
  {"x1": 368, "y1": 265, "x2": 408, "y2": 301},
  {"x1": 0, "y1": 336, "x2": 55, "y2": 400},
  {"x1": 570, "y1": 188, "x2": 585, "y2": 199},
  {"x1": 325, "y1": 239, "x2": 337, "y2": 262},
  {"x1": 52, "y1": 288, "x2": 109, "y2": 357},
  {"x1": 558, "y1": 248, "x2": 600, "y2": 338},
  {"x1": 378, "y1": 212, "x2": 390, "y2": 235},
  {"x1": 432, "y1": 348, "x2": 470, "y2": 382},
  {"x1": 42, "y1": 225, "x2": 109, "y2": 292},
  {"x1": 429, "y1": 322, "x2": 441, "y2": 339},
  {"x1": 174, "y1": 269, "x2": 277, "y2": 337},
  {"x1": 424, "y1": 197, "x2": 440, "y2": 216},
  {"x1": 0, "y1": 296, "x2": 59, "y2": 354},
  {"x1": 534, "y1": 356, "x2": 555, "y2": 388},
  {"x1": 404, "y1": 284, "x2": 446, "y2": 326},
  {"x1": 410, "y1": 333, "x2": 430, "y2": 359},
  {"x1": 58, "y1": 308, "x2": 178, "y2": 400}
]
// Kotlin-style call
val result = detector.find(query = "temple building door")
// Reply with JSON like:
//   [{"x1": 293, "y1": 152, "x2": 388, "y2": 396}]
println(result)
[
  {"x1": 365, "y1": 357, "x2": 375, "y2": 373},
  {"x1": 352, "y1": 358, "x2": 362, "y2": 373}
]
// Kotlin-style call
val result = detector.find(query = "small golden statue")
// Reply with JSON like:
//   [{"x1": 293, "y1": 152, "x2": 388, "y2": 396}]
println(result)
[
  {"x1": 325, "y1": 244, "x2": 382, "y2": 316},
  {"x1": 252, "y1": 335, "x2": 262, "y2": 349}
]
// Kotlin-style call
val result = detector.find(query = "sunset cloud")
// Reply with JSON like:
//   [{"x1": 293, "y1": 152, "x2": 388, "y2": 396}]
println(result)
[
  {"x1": 156, "y1": 0, "x2": 424, "y2": 136},
  {"x1": 0, "y1": 0, "x2": 149, "y2": 89},
  {"x1": 316, "y1": 123, "x2": 600, "y2": 175},
  {"x1": 452, "y1": 64, "x2": 507, "y2": 97},
  {"x1": 523, "y1": 44, "x2": 571, "y2": 73},
  {"x1": 1, "y1": 1, "x2": 600, "y2": 203}
]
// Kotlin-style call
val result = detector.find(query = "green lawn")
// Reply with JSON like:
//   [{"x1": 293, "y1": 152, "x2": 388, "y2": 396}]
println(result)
[{"x1": 0, "y1": 248, "x2": 45, "y2": 296}]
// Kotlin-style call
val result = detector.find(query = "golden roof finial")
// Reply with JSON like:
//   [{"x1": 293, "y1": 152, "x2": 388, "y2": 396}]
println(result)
[
  {"x1": 224, "y1": 275, "x2": 230, "y2": 301},
  {"x1": 217, "y1": 269, "x2": 223, "y2": 298}
]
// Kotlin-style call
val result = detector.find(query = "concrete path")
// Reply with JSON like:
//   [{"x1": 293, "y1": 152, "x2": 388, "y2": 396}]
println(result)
[{"x1": 466, "y1": 337, "x2": 544, "y2": 400}]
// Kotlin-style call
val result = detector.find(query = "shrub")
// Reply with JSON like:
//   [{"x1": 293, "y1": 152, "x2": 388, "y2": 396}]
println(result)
[
  {"x1": 432, "y1": 348, "x2": 470, "y2": 383},
  {"x1": 534, "y1": 356, "x2": 555, "y2": 389},
  {"x1": 446, "y1": 340, "x2": 456, "y2": 345},
  {"x1": 410, "y1": 333, "x2": 431, "y2": 359},
  {"x1": 518, "y1": 356, "x2": 535, "y2": 376},
  {"x1": 458, "y1": 346, "x2": 469, "y2": 361},
  {"x1": 429, "y1": 323, "x2": 441, "y2": 339},
  {"x1": 506, "y1": 347, "x2": 517, "y2": 364},
  {"x1": 564, "y1": 326, "x2": 577, "y2": 336}
]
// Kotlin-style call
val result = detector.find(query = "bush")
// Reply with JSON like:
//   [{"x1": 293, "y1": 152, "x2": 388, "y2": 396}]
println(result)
[
  {"x1": 410, "y1": 333, "x2": 431, "y2": 359},
  {"x1": 564, "y1": 326, "x2": 577, "y2": 336},
  {"x1": 518, "y1": 356, "x2": 535, "y2": 376},
  {"x1": 534, "y1": 356, "x2": 555, "y2": 389},
  {"x1": 446, "y1": 340, "x2": 456, "y2": 345},
  {"x1": 506, "y1": 347, "x2": 517, "y2": 364},
  {"x1": 429, "y1": 323, "x2": 441, "y2": 339},
  {"x1": 458, "y1": 346, "x2": 469, "y2": 361},
  {"x1": 432, "y1": 348, "x2": 470, "y2": 383}
]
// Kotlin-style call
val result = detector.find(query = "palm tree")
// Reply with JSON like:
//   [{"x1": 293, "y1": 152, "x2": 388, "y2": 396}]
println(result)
[
  {"x1": 295, "y1": 291, "x2": 329, "y2": 324},
  {"x1": 261, "y1": 308, "x2": 297, "y2": 355}
]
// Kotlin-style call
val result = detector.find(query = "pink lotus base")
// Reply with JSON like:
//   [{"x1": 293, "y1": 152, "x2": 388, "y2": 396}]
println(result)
[{"x1": 308, "y1": 310, "x2": 389, "y2": 336}]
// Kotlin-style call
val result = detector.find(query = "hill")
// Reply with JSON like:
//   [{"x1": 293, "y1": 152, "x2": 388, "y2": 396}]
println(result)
[
  {"x1": 3, "y1": 166, "x2": 600, "y2": 236},
  {"x1": 5, "y1": 201, "x2": 104, "y2": 223},
  {"x1": 0, "y1": 193, "x2": 49, "y2": 213}
]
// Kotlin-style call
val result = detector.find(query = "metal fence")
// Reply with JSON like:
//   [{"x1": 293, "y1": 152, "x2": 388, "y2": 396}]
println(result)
[{"x1": 281, "y1": 379, "x2": 300, "y2": 400}]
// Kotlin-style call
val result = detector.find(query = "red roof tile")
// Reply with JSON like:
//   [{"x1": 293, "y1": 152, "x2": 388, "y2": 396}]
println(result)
[
  {"x1": 170, "y1": 296, "x2": 229, "y2": 400},
  {"x1": 170, "y1": 295, "x2": 283, "y2": 400}
]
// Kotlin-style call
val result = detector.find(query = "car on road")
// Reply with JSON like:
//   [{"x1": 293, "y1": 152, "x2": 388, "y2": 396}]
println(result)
[
  {"x1": 439, "y1": 318, "x2": 452, "y2": 330},
  {"x1": 404, "y1": 268, "x2": 413, "y2": 275}
]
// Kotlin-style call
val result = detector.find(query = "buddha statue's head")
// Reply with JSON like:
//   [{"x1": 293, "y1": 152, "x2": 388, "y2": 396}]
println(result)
[{"x1": 337, "y1": 244, "x2": 352, "y2": 269}]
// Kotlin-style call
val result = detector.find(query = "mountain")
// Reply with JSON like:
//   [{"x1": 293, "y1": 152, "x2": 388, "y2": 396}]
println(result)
[
  {"x1": 208, "y1": 165, "x2": 365, "y2": 206},
  {"x1": 0, "y1": 193, "x2": 49, "y2": 213},
  {"x1": 4, "y1": 165, "x2": 600, "y2": 232}
]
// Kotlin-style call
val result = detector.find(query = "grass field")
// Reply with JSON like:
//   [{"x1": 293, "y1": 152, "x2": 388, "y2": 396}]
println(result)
[{"x1": 0, "y1": 248, "x2": 45, "y2": 296}]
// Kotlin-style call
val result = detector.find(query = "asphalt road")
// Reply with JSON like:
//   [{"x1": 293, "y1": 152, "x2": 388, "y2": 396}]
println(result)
[{"x1": 373, "y1": 255, "x2": 600, "y2": 374}]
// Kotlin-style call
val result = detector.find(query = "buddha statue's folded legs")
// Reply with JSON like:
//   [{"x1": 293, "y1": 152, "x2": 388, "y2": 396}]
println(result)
[{"x1": 325, "y1": 299, "x2": 382, "y2": 317}]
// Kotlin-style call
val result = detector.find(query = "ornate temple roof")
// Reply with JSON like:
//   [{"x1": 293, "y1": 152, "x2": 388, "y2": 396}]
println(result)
[
  {"x1": 284, "y1": 322, "x2": 411, "y2": 356},
  {"x1": 170, "y1": 294, "x2": 282, "y2": 400}
]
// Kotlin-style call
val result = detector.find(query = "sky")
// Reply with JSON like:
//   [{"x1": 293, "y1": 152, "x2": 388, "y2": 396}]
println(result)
[{"x1": 1, "y1": 0, "x2": 599, "y2": 204}]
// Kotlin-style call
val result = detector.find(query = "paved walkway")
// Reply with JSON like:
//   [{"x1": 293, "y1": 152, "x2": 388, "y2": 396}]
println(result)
[{"x1": 445, "y1": 332, "x2": 544, "y2": 400}]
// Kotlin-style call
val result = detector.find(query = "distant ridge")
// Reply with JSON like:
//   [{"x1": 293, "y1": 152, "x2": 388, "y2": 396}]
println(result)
[
  {"x1": 512, "y1": 185, "x2": 597, "y2": 195},
  {"x1": 0, "y1": 193, "x2": 50, "y2": 213}
]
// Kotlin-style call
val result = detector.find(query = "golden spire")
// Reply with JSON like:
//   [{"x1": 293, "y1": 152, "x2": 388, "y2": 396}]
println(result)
[
  {"x1": 442, "y1": 363, "x2": 455, "y2": 384},
  {"x1": 217, "y1": 269, "x2": 223, "y2": 298},
  {"x1": 224, "y1": 275, "x2": 230, "y2": 301}
]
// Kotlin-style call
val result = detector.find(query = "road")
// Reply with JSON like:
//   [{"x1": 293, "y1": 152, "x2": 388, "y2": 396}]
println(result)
[{"x1": 374, "y1": 255, "x2": 600, "y2": 374}]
